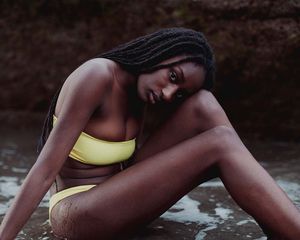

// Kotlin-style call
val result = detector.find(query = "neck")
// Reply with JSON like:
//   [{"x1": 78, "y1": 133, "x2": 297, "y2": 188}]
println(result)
[
  {"x1": 109, "y1": 61, "x2": 145, "y2": 112},
  {"x1": 111, "y1": 63, "x2": 136, "y2": 90}
]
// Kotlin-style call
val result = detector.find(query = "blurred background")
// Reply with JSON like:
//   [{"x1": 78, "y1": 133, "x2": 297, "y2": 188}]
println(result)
[
  {"x1": 1, "y1": 0, "x2": 299, "y2": 141},
  {"x1": 0, "y1": 1, "x2": 300, "y2": 239}
]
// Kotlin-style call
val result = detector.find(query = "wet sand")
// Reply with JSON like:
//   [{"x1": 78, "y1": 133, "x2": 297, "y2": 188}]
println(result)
[{"x1": 0, "y1": 128, "x2": 299, "y2": 239}]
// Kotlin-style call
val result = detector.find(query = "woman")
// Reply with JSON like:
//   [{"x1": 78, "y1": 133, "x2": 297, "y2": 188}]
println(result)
[{"x1": 0, "y1": 28, "x2": 300, "y2": 240}]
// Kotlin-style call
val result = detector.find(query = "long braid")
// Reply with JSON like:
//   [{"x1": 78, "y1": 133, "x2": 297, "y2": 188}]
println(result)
[
  {"x1": 98, "y1": 28, "x2": 215, "y2": 82},
  {"x1": 37, "y1": 86, "x2": 62, "y2": 152},
  {"x1": 38, "y1": 27, "x2": 215, "y2": 152}
]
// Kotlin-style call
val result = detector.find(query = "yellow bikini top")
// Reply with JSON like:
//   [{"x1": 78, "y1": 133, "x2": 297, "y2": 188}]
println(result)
[{"x1": 53, "y1": 116, "x2": 136, "y2": 165}]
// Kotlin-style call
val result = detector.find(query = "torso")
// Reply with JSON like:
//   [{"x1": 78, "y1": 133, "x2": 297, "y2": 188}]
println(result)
[{"x1": 50, "y1": 59, "x2": 142, "y2": 195}]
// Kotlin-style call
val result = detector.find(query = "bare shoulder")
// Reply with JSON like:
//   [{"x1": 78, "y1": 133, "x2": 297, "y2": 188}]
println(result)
[
  {"x1": 59, "y1": 58, "x2": 120, "y2": 106},
  {"x1": 65, "y1": 58, "x2": 116, "y2": 90},
  {"x1": 56, "y1": 58, "x2": 119, "y2": 116}
]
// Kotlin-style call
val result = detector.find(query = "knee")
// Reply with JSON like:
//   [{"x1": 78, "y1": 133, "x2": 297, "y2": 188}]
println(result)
[
  {"x1": 209, "y1": 125, "x2": 248, "y2": 167},
  {"x1": 193, "y1": 90, "x2": 219, "y2": 110},
  {"x1": 210, "y1": 125, "x2": 245, "y2": 156},
  {"x1": 183, "y1": 90, "x2": 229, "y2": 131},
  {"x1": 193, "y1": 90, "x2": 227, "y2": 121}
]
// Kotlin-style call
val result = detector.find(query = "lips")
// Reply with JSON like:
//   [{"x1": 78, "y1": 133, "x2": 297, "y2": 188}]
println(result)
[
  {"x1": 147, "y1": 91, "x2": 154, "y2": 104},
  {"x1": 153, "y1": 91, "x2": 161, "y2": 102},
  {"x1": 148, "y1": 91, "x2": 160, "y2": 104}
]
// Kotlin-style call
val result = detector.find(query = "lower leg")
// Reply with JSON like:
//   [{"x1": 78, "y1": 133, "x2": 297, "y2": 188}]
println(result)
[
  {"x1": 136, "y1": 91, "x2": 300, "y2": 238},
  {"x1": 216, "y1": 129, "x2": 300, "y2": 239},
  {"x1": 51, "y1": 126, "x2": 300, "y2": 239}
]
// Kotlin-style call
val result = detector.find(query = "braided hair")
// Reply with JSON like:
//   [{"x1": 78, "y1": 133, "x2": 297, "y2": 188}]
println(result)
[
  {"x1": 99, "y1": 27, "x2": 215, "y2": 88},
  {"x1": 37, "y1": 27, "x2": 215, "y2": 152}
]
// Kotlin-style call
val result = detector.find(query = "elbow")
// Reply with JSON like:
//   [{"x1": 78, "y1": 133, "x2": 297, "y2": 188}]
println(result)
[
  {"x1": 40, "y1": 167, "x2": 57, "y2": 189},
  {"x1": 29, "y1": 161, "x2": 58, "y2": 189}
]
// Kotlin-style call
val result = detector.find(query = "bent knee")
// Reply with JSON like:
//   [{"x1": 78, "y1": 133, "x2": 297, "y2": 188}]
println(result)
[
  {"x1": 182, "y1": 90, "x2": 231, "y2": 131},
  {"x1": 210, "y1": 125, "x2": 244, "y2": 154},
  {"x1": 209, "y1": 125, "x2": 248, "y2": 164}
]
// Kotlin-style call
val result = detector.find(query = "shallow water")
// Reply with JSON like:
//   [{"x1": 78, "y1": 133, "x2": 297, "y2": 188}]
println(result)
[{"x1": 0, "y1": 128, "x2": 300, "y2": 239}]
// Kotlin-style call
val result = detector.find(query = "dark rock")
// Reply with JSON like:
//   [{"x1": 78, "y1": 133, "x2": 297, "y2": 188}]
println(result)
[{"x1": 1, "y1": 0, "x2": 299, "y2": 140}]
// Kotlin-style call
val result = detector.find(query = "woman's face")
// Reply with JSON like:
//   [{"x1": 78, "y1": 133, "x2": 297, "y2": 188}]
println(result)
[{"x1": 137, "y1": 56, "x2": 206, "y2": 104}]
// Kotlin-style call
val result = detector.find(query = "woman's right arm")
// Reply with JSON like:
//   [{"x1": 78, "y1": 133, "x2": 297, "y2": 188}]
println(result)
[{"x1": 0, "y1": 60, "x2": 111, "y2": 240}]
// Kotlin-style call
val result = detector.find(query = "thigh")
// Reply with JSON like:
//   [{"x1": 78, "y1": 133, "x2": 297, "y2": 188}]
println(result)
[
  {"x1": 51, "y1": 90, "x2": 234, "y2": 239},
  {"x1": 50, "y1": 126, "x2": 230, "y2": 240},
  {"x1": 134, "y1": 89, "x2": 232, "y2": 162}
]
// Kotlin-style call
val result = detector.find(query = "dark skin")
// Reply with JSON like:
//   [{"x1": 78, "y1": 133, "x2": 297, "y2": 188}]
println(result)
[
  {"x1": 1, "y1": 56, "x2": 300, "y2": 240},
  {"x1": 51, "y1": 58, "x2": 141, "y2": 192},
  {"x1": 52, "y1": 56, "x2": 204, "y2": 192}
]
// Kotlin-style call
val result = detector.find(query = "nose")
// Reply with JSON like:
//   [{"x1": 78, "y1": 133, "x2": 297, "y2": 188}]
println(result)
[{"x1": 162, "y1": 84, "x2": 179, "y2": 102}]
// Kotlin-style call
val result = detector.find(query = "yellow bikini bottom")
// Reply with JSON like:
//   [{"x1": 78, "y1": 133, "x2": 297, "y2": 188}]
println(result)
[{"x1": 49, "y1": 185, "x2": 96, "y2": 217}]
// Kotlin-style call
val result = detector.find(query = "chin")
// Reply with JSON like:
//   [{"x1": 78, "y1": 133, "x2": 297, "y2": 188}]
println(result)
[{"x1": 137, "y1": 90, "x2": 147, "y2": 103}]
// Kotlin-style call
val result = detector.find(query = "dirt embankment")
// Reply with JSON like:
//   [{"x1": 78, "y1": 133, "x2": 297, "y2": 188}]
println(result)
[{"x1": 1, "y1": 0, "x2": 299, "y2": 140}]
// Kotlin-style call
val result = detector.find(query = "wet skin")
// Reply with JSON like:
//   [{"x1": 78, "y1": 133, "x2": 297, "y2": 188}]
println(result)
[
  {"x1": 50, "y1": 58, "x2": 300, "y2": 239},
  {"x1": 1, "y1": 57, "x2": 300, "y2": 240},
  {"x1": 51, "y1": 56, "x2": 206, "y2": 193}
]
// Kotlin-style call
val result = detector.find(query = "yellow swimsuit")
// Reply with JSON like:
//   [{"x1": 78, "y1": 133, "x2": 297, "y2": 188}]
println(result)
[{"x1": 49, "y1": 116, "x2": 136, "y2": 216}]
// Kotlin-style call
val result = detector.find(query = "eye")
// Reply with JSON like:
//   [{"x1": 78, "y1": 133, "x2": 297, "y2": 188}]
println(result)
[
  {"x1": 175, "y1": 90, "x2": 186, "y2": 99},
  {"x1": 169, "y1": 70, "x2": 178, "y2": 84}
]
